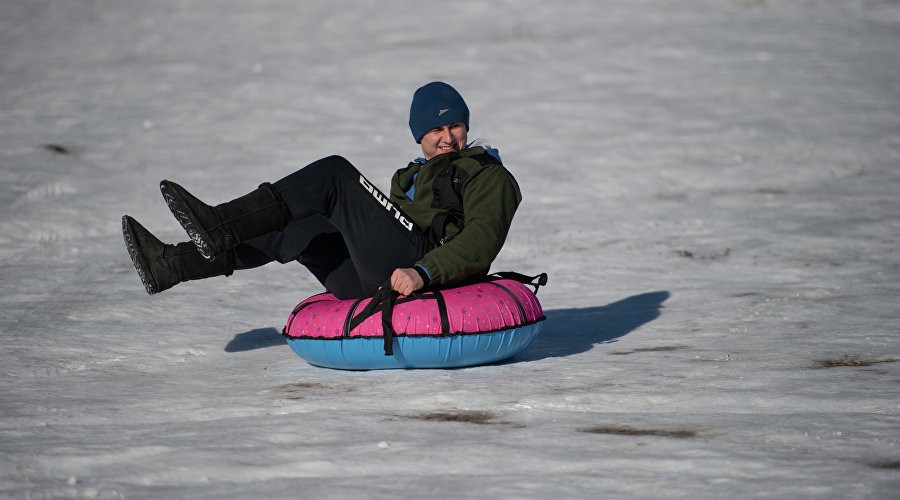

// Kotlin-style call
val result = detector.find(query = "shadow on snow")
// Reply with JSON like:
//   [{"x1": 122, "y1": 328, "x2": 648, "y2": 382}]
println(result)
[
  {"x1": 225, "y1": 327, "x2": 285, "y2": 352},
  {"x1": 515, "y1": 291, "x2": 670, "y2": 361},
  {"x1": 224, "y1": 291, "x2": 671, "y2": 361}
]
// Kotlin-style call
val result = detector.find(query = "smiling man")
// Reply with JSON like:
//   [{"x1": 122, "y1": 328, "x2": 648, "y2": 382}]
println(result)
[
  {"x1": 388, "y1": 82, "x2": 520, "y2": 295},
  {"x1": 410, "y1": 81, "x2": 470, "y2": 160},
  {"x1": 420, "y1": 122, "x2": 467, "y2": 159},
  {"x1": 123, "y1": 81, "x2": 522, "y2": 300}
]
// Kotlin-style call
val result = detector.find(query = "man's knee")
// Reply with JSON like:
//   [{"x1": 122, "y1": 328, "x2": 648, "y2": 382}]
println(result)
[{"x1": 307, "y1": 155, "x2": 358, "y2": 177}]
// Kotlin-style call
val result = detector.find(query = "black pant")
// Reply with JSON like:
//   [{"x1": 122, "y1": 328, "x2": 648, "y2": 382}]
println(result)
[{"x1": 232, "y1": 156, "x2": 431, "y2": 300}]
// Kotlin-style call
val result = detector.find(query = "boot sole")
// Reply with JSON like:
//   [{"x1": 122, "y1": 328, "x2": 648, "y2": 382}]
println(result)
[
  {"x1": 122, "y1": 216, "x2": 159, "y2": 295},
  {"x1": 159, "y1": 181, "x2": 218, "y2": 261}
]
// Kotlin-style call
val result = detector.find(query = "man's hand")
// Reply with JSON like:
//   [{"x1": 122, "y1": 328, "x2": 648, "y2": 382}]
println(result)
[{"x1": 390, "y1": 267, "x2": 424, "y2": 296}]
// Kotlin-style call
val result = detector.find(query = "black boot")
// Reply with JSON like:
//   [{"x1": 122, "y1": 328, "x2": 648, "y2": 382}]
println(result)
[
  {"x1": 122, "y1": 215, "x2": 234, "y2": 295},
  {"x1": 159, "y1": 180, "x2": 290, "y2": 262}
]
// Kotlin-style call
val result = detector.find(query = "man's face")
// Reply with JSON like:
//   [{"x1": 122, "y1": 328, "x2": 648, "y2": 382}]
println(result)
[{"x1": 420, "y1": 123, "x2": 468, "y2": 160}]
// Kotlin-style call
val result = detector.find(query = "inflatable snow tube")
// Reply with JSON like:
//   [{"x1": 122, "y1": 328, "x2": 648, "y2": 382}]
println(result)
[{"x1": 282, "y1": 273, "x2": 547, "y2": 370}]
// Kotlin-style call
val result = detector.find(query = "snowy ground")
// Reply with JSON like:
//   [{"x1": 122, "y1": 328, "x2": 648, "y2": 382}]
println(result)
[{"x1": 2, "y1": 0, "x2": 899, "y2": 498}]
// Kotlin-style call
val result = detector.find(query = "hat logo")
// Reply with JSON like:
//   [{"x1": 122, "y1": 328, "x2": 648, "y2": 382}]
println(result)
[{"x1": 438, "y1": 108, "x2": 450, "y2": 116}]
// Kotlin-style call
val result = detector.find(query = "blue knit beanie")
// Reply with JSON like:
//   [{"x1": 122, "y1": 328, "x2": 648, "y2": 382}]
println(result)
[{"x1": 409, "y1": 82, "x2": 469, "y2": 143}]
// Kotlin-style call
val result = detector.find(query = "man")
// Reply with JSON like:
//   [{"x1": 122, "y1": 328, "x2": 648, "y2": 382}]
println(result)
[{"x1": 123, "y1": 82, "x2": 521, "y2": 299}]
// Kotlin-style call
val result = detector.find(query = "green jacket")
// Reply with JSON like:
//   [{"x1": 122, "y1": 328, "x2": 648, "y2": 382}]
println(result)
[{"x1": 390, "y1": 146, "x2": 522, "y2": 286}]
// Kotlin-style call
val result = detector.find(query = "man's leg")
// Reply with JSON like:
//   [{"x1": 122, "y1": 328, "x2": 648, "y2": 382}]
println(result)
[
  {"x1": 272, "y1": 156, "x2": 430, "y2": 296},
  {"x1": 157, "y1": 155, "x2": 429, "y2": 298},
  {"x1": 160, "y1": 181, "x2": 290, "y2": 262},
  {"x1": 234, "y1": 216, "x2": 368, "y2": 299},
  {"x1": 122, "y1": 216, "x2": 234, "y2": 295}
]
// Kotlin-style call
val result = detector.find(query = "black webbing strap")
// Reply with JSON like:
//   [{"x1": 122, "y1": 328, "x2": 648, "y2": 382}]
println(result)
[
  {"x1": 344, "y1": 272, "x2": 547, "y2": 357},
  {"x1": 380, "y1": 285, "x2": 397, "y2": 356},
  {"x1": 432, "y1": 290, "x2": 451, "y2": 335},
  {"x1": 342, "y1": 298, "x2": 366, "y2": 337},
  {"x1": 490, "y1": 271, "x2": 549, "y2": 294},
  {"x1": 283, "y1": 296, "x2": 332, "y2": 337},
  {"x1": 484, "y1": 280, "x2": 526, "y2": 323},
  {"x1": 346, "y1": 278, "x2": 399, "y2": 356}
]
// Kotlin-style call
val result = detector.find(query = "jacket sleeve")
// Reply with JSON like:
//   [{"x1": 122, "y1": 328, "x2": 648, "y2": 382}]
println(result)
[{"x1": 415, "y1": 164, "x2": 521, "y2": 285}]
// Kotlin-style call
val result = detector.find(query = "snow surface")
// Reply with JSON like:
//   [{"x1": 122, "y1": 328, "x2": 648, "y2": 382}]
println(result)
[{"x1": 2, "y1": 0, "x2": 899, "y2": 498}]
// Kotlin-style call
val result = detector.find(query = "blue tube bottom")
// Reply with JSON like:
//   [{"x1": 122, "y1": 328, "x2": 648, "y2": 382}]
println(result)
[{"x1": 285, "y1": 323, "x2": 543, "y2": 370}]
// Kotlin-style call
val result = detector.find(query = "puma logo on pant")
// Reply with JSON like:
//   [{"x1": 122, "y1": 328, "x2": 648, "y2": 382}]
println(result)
[{"x1": 358, "y1": 175, "x2": 414, "y2": 231}]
